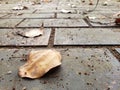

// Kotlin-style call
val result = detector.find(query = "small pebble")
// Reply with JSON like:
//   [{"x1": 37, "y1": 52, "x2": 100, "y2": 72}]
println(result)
[
  {"x1": 7, "y1": 71, "x2": 12, "y2": 75},
  {"x1": 22, "y1": 87, "x2": 27, "y2": 90},
  {"x1": 75, "y1": 57, "x2": 78, "y2": 59},
  {"x1": 67, "y1": 54, "x2": 69, "y2": 56},
  {"x1": 103, "y1": 1, "x2": 108, "y2": 6},
  {"x1": 78, "y1": 72, "x2": 81, "y2": 75},
  {"x1": 1, "y1": 58, "x2": 4, "y2": 61}
]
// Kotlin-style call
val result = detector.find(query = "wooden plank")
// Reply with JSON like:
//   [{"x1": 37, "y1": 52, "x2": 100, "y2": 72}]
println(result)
[
  {"x1": 18, "y1": 18, "x2": 88, "y2": 28},
  {"x1": 54, "y1": 28, "x2": 120, "y2": 45},
  {"x1": 35, "y1": 9, "x2": 76, "y2": 14},
  {"x1": 0, "y1": 48, "x2": 120, "y2": 90},
  {"x1": 0, "y1": 9, "x2": 35, "y2": 14},
  {"x1": 0, "y1": 28, "x2": 51, "y2": 46},
  {"x1": 17, "y1": 19, "x2": 44, "y2": 28},
  {"x1": 44, "y1": 19, "x2": 88, "y2": 27},
  {"x1": 8, "y1": 13, "x2": 54, "y2": 19},
  {"x1": 0, "y1": 19, "x2": 23, "y2": 27},
  {"x1": 57, "y1": 13, "x2": 82, "y2": 19},
  {"x1": 0, "y1": 14, "x2": 7, "y2": 18}
]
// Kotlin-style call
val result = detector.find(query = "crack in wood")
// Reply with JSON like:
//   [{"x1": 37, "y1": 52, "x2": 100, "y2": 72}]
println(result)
[{"x1": 48, "y1": 28, "x2": 55, "y2": 48}]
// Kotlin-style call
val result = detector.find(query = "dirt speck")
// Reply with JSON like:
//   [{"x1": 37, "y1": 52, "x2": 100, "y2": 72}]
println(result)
[
  {"x1": 78, "y1": 72, "x2": 81, "y2": 75},
  {"x1": 22, "y1": 86, "x2": 27, "y2": 90},
  {"x1": 43, "y1": 81, "x2": 47, "y2": 84},
  {"x1": 75, "y1": 57, "x2": 78, "y2": 59}
]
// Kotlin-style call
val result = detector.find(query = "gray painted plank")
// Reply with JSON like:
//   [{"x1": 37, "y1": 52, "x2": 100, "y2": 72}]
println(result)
[
  {"x1": 0, "y1": 9, "x2": 35, "y2": 14},
  {"x1": 8, "y1": 13, "x2": 54, "y2": 19},
  {"x1": 35, "y1": 9, "x2": 58, "y2": 13},
  {"x1": 44, "y1": 19, "x2": 88, "y2": 27},
  {"x1": 17, "y1": 19, "x2": 44, "y2": 27},
  {"x1": 0, "y1": 19, "x2": 23, "y2": 27},
  {"x1": 0, "y1": 14, "x2": 7, "y2": 18},
  {"x1": 18, "y1": 18, "x2": 88, "y2": 28},
  {"x1": 0, "y1": 29, "x2": 51, "y2": 46},
  {"x1": 54, "y1": 28, "x2": 120, "y2": 45},
  {"x1": 57, "y1": 13, "x2": 82, "y2": 19},
  {"x1": 35, "y1": 9, "x2": 76, "y2": 14},
  {"x1": 0, "y1": 48, "x2": 120, "y2": 90}
]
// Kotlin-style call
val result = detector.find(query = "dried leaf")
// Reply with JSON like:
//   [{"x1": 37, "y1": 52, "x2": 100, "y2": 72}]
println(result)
[
  {"x1": 60, "y1": 9, "x2": 71, "y2": 14},
  {"x1": 7, "y1": 71, "x2": 12, "y2": 75},
  {"x1": 12, "y1": 5, "x2": 28, "y2": 10},
  {"x1": 103, "y1": 1, "x2": 108, "y2": 6},
  {"x1": 16, "y1": 28, "x2": 44, "y2": 38},
  {"x1": 19, "y1": 49, "x2": 62, "y2": 79},
  {"x1": 68, "y1": 4, "x2": 76, "y2": 8},
  {"x1": 25, "y1": 28, "x2": 44, "y2": 38},
  {"x1": 88, "y1": 16, "x2": 96, "y2": 20}
]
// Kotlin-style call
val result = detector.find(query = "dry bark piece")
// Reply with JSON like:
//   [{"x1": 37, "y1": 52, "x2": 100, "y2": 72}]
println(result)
[
  {"x1": 71, "y1": 4, "x2": 76, "y2": 8},
  {"x1": 19, "y1": 49, "x2": 62, "y2": 79}
]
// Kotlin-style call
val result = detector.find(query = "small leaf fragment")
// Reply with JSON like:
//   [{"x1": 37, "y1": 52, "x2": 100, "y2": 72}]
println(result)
[
  {"x1": 25, "y1": 28, "x2": 44, "y2": 38},
  {"x1": 12, "y1": 5, "x2": 28, "y2": 10},
  {"x1": 60, "y1": 9, "x2": 71, "y2": 14}
]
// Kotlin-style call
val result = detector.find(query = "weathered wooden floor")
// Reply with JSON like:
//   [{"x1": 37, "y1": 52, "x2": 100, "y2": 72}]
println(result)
[{"x1": 0, "y1": 0, "x2": 120, "y2": 90}]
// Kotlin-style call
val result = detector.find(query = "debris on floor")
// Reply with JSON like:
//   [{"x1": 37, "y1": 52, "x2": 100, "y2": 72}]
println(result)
[
  {"x1": 12, "y1": 4, "x2": 28, "y2": 10},
  {"x1": 67, "y1": 3, "x2": 76, "y2": 8},
  {"x1": 16, "y1": 28, "x2": 44, "y2": 38},
  {"x1": 18, "y1": 49, "x2": 62, "y2": 79},
  {"x1": 16, "y1": 12, "x2": 23, "y2": 16},
  {"x1": 22, "y1": 86, "x2": 27, "y2": 90},
  {"x1": 60, "y1": 9, "x2": 71, "y2": 14},
  {"x1": 41, "y1": 0, "x2": 52, "y2": 3},
  {"x1": 6, "y1": 71, "x2": 12, "y2": 75},
  {"x1": 113, "y1": 11, "x2": 120, "y2": 25},
  {"x1": 103, "y1": 1, "x2": 108, "y2": 6}
]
